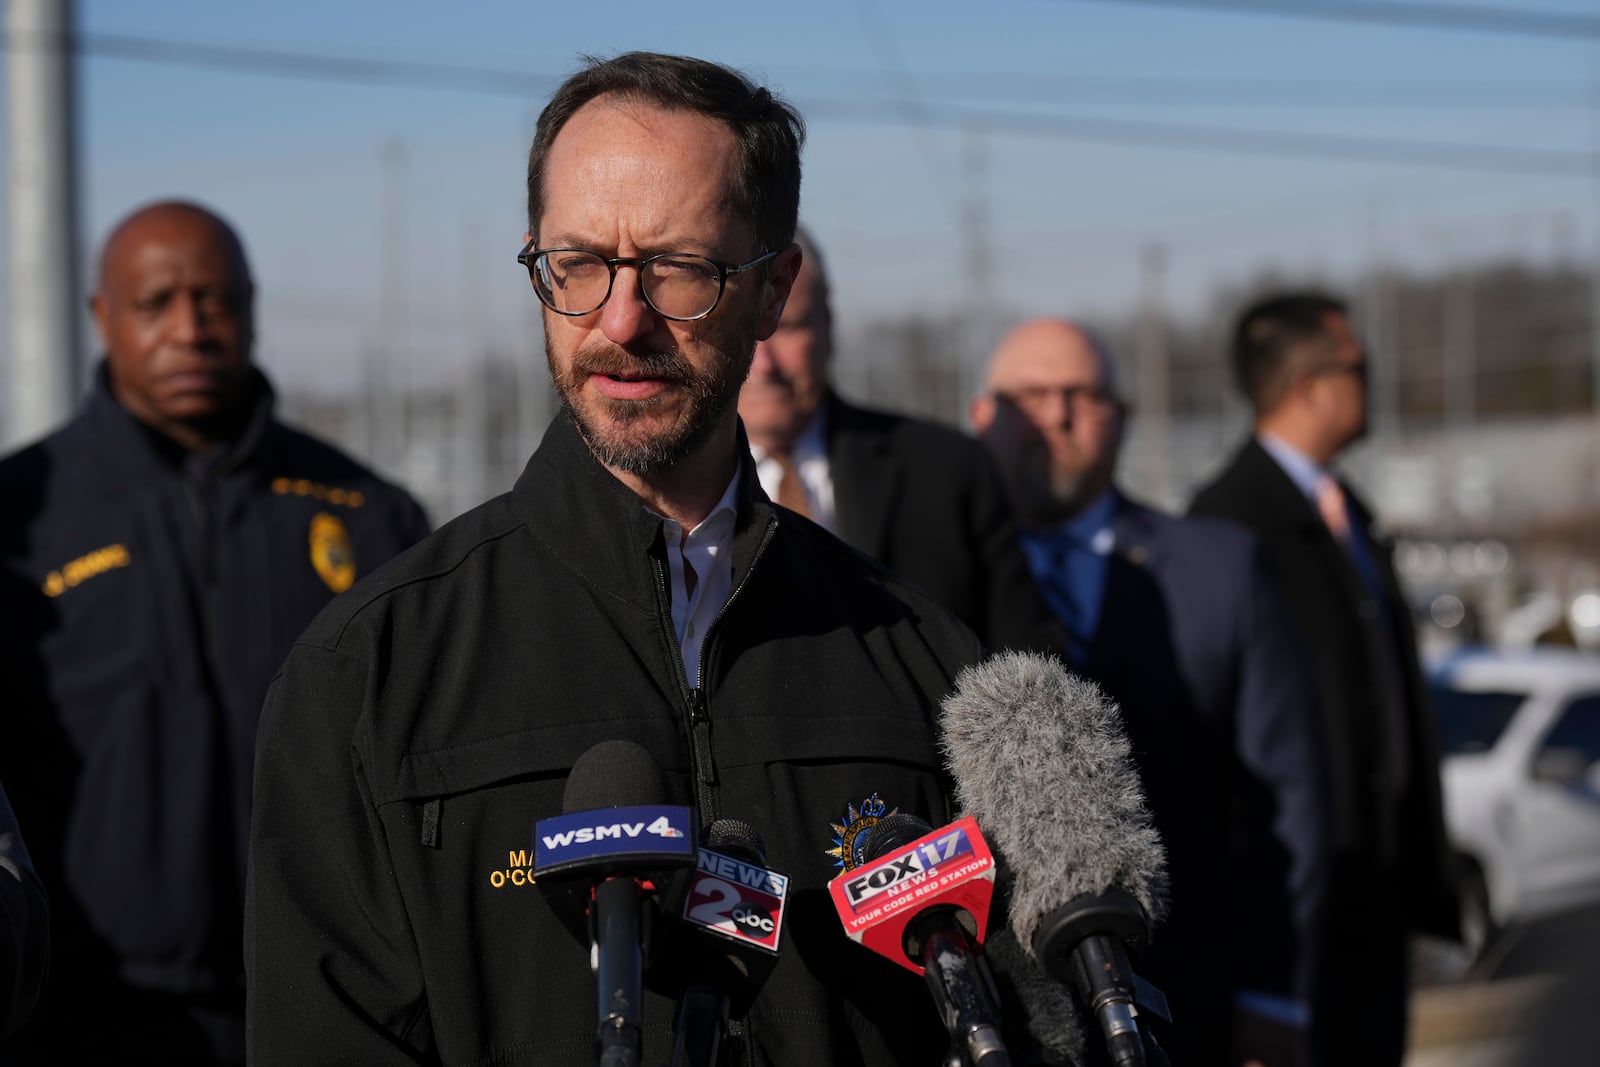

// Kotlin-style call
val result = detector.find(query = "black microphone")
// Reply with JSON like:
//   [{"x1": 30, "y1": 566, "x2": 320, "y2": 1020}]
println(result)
[
  {"x1": 533, "y1": 741, "x2": 698, "y2": 1067},
  {"x1": 941, "y1": 652, "x2": 1171, "y2": 1067},
  {"x1": 830, "y1": 811, "x2": 1011, "y2": 1067},
  {"x1": 669, "y1": 819, "x2": 788, "y2": 1067}
]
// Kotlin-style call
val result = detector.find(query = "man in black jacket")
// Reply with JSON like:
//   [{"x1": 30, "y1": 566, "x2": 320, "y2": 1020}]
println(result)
[
  {"x1": 246, "y1": 53, "x2": 985, "y2": 1066},
  {"x1": 736, "y1": 227, "x2": 1056, "y2": 654},
  {"x1": 0, "y1": 201, "x2": 430, "y2": 1064},
  {"x1": 1189, "y1": 292, "x2": 1458, "y2": 1067}
]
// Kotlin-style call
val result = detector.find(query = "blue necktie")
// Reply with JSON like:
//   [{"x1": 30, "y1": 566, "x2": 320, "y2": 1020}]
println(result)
[{"x1": 1028, "y1": 532, "x2": 1097, "y2": 664}]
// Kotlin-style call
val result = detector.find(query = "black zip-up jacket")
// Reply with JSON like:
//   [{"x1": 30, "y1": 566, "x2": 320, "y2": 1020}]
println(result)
[
  {"x1": 0, "y1": 366, "x2": 429, "y2": 1057},
  {"x1": 245, "y1": 415, "x2": 985, "y2": 1066}
]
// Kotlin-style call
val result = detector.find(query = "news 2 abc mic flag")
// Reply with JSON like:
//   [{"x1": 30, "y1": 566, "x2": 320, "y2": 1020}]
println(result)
[{"x1": 680, "y1": 839, "x2": 789, "y2": 955}]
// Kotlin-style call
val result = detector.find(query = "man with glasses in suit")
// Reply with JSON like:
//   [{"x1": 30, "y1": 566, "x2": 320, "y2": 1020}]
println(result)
[
  {"x1": 973, "y1": 316, "x2": 1331, "y2": 1067},
  {"x1": 736, "y1": 227, "x2": 1056, "y2": 654}
]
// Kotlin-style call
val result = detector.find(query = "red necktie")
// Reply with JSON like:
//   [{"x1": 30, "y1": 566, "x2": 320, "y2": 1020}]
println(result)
[{"x1": 1315, "y1": 474, "x2": 1351, "y2": 545}]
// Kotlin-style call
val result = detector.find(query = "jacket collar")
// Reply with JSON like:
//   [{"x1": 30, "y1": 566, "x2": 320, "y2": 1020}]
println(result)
[
  {"x1": 512, "y1": 412, "x2": 779, "y2": 610},
  {"x1": 1234, "y1": 437, "x2": 1326, "y2": 535},
  {"x1": 81, "y1": 360, "x2": 276, "y2": 480}
]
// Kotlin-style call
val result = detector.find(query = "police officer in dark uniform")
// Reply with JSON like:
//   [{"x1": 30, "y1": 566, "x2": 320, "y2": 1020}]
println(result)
[{"x1": 0, "y1": 201, "x2": 430, "y2": 1064}]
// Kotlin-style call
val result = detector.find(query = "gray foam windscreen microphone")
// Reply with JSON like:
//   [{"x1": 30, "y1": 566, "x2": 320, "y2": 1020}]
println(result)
[{"x1": 938, "y1": 650, "x2": 1169, "y2": 954}]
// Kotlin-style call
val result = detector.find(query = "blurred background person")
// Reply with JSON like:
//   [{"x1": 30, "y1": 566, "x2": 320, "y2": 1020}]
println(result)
[
  {"x1": 737, "y1": 227, "x2": 1057, "y2": 653},
  {"x1": 0, "y1": 201, "x2": 430, "y2": 1065},
  {"x1": 1189, "y1": 292, "x2": 1459, "y2": 1067},
  {"x1": 0, "y1": 780, "x2": 48, "y2": 1044},
  {"x1": 972, "y1": 317, "x2": 1332, "y2": 1067}
]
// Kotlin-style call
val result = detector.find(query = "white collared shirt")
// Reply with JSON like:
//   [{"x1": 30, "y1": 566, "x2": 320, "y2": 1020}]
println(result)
[
  {"x1": 749, "y1": 410, "x2": 835, "y2": 531},
  {"x1": 655, "y1": 470, "x2": 741, "y2": 687},
  {"x1": 1257, "y1": 431, "x2": 1326, "y2": 504}
]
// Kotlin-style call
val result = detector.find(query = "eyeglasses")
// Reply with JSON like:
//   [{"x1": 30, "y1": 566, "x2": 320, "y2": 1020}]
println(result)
[
  {"x1": 993, "y1": 384, "x2": 1116, "y2": 417},
  {"x1": 516, "y1": 240, "x2": 780, "y2": 322}
]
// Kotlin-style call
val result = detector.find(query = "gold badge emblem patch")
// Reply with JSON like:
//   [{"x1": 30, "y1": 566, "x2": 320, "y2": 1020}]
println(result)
[
  {"x1": 826, "y1": 793, "x2": 898, "y2": 871},
  {"x1": 309, "y1": 512, "x2": 356, "y2": 593}
]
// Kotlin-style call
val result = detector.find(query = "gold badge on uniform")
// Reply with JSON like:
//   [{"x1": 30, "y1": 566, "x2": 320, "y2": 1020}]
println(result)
[
  {"x1": 826, "y1": 793, "x2": 898, "y2": 871},
  {"x1": 309, "y1": 512, "x2": 356, "y2": 593}
]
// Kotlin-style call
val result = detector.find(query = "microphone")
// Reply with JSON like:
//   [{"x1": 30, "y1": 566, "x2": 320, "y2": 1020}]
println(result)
[
  {"x1": 941, "y1": 651, "x2": 1171, "y2": 1067},
  {"x1": 828, "y1": 811, "x2": 1011, "y2": 1066},
  {"x1": 533, "y1": 741, "x2": 698, "y2": 1067},
  {"x1": 670, "y1": 819, "x2": 789, "y2": 1067}
]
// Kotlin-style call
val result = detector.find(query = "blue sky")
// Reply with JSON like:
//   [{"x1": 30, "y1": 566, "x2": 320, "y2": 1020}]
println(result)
[{"x1": 5, "y1": 0, "x2": 1598, "y2": 392}]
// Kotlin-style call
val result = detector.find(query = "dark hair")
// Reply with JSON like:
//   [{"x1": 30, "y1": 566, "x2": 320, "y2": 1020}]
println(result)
[
  {"x1": 526, "y1": 52, "x2": 804, "y2": 257},
  {"x1": 1230, "y1": 291, "x2": 1350, "y2": 414}
]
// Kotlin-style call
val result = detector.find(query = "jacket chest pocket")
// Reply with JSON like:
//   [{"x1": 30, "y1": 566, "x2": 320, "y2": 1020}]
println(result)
[{"x1": 375, "y1": 718, "x2": 698, "y2": 1063}]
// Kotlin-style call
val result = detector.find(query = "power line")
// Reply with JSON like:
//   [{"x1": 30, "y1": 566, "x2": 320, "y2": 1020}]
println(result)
[
  {"x1": 1053, "y1": 0, "x2": 1600, "y2": 40},
  {"x1": 923, "y1": 76, "x2": 1593, "y2": 109},
  {"x1": 805, "y1": 99, "x2": 1594, "y2": 178},
  {"x1": 3, "y1": 29, "x2": 1580, "y2": 111},
  {"x1": 2, "y1": 28, "x2": 1590, "y2": 178},
  {"x1": 66, "y1": 30, "x2": 560, "y2": 96},
  {"x1": 847, "y1": 0, "x2": 961, "y2": 208}
]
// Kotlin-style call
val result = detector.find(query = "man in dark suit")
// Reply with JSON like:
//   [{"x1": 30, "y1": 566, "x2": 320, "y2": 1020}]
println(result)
[
  {"x1": 736, "y1": 227, "x2": 1055, "y2": 652},
  {"x1": 1189, "y1": 292, "x2": 1459, "y2": 1067},
  {"x1": 972, "y1": 317, "x2": 1331, "y2": 1067}
]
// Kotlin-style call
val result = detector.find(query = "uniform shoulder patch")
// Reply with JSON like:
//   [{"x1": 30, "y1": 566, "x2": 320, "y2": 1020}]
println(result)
[
  {"x1": 826, "y1": 793, "x2": 898, "y2": 871},
  {"x1": 41, "y1": 543, "x2": 131, "y2": 597},
  {"x1": 309, "y1": 512, "x2": 356, "y2": 593},
  {"x1": 272, "y1": 476, "x2": 365, "y2": 508}
]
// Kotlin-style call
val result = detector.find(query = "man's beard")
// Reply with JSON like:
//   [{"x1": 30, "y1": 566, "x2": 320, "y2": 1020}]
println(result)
[
  {"x1": 548, "y1": 332, "x2": 752, "y2": 476},
  {"x1": 1003, "y1": 444, "x2": 1095, "y2": 527},
  {"x1": 1046, "y1": 458, "x2": 1094, "y2": 512}
]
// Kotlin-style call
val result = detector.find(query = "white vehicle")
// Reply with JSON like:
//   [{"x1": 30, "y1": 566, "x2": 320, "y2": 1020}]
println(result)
[{"x1": 1429, "y1": 646, "x2": 1600, "y2": 959}]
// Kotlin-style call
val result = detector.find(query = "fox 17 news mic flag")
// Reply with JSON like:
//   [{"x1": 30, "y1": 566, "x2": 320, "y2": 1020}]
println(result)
[
  {"x1": 533, "y1": 741, "x2": 698, "y2": 1067},
  {"x1": 828, "y1": 813, "x2": 1011, "y2": 1067},
  {"x1": 941, "y1": 651, "x2": 1172, "y2": 1067}
]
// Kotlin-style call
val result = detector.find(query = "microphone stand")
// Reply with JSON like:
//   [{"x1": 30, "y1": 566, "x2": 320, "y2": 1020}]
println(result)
[
  {"x1": 911, "y1": 909, "x2": 1012, "y2": 1067},
  {"x1": 593, "y1": 877, "x2": 644, "y2": 1067},
  {"x1": 668, "y1": 985, "x2": 726, "y2": 1067}
]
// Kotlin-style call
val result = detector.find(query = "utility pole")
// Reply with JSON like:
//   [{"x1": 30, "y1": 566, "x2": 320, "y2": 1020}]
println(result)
[
  {"x1": 1443, "y1": 245, "x2": 1476, "y2": 433},
  {"x1": 1363, "y1": 197, "x2": 1401, "y2": 441},
  {"x1": 373, "y1": 137, "x2": 410, "y2": 473},
  {"x1": 960, "y1": 123, "x2": 992, "y2": 420},
  {"x1": 5, "y1": 0, "x2": 83, "y2": 450},
  {"x1": 459, "y1": 217, "x2": 490, "y2": 515},
  {"x1": 1427, "y1": 227, "x2": 1476, "y2": 434},
  {"x1": 1590, "y1": 51, "x2": 1600, "y2": 497},
  {"x1": 1135, "y1": 243, "x2": 1171, "y2": 506}
]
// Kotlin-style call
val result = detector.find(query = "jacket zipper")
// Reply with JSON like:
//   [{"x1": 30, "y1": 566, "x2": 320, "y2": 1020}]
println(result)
[
  {"x1": 184, "y1": 472, "x2": 224, "y2": 674},
  {"x1": 656, "y1": 515, "x2": 777, "y2": 1067},
  {"x1": 654, "y1": 515, "x2": 779, "y2": 830}
]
